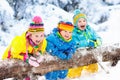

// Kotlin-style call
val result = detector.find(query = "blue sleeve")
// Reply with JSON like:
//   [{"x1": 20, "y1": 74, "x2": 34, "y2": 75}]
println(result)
[
  {"x1": 46, "y1": 41, "x2": 58, "y2": 56},
  {"x1": 64, "y1": 41, "x2": 76, "y2": 60},
  {"x1": 72, "y1": 31, "x2": 89, "y2": 48},
  {"x1": 46, "y1": 35, "x2": 67, "y2": 60},
  {"x1": 46, "y1": 34, "x2": 59, "y2": 56},
  {"x1": 87, "y1": 25, "x2": 100, "y2": 39},
  {"x1": 65, "y1": 41, "x2": 76, "y2": 54},
  {"x1": 88, "y1": 25, "x2": 102, "y2": 46},
  {"x1": 46, "y1": 42, "x2": 67, "y2": 60}
]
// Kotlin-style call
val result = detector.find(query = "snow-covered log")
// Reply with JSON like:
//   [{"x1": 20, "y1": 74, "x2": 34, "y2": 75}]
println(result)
[{"x1": 0, "y1": 44, "x2": 120, "y2": 79}]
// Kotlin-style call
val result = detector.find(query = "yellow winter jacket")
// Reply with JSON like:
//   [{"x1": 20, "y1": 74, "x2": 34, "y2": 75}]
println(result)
[{"x1": 2, "y1": 32, "x2": 47, "y2": 60}]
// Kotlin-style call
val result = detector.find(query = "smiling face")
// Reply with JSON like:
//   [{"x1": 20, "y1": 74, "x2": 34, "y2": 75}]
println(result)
[
  {"x1": 77, "y1": 18, "x2": 87, "y2": 30},
  {"x1": 59, "y1": 30, "x2": 72, "y2": 40},
  {"x1": 29, "y1": 32, "x2": 44, "y2": 45}
]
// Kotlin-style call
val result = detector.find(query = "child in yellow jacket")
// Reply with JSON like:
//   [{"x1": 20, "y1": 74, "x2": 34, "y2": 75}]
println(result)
[{"x1": 2, "y1": 16, "x2": 47, "y2": 67}]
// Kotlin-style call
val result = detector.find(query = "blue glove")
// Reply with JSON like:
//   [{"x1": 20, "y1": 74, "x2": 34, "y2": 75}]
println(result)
[
  {"x1": 66, "y1": 53, "x2": 73, "y2": 60},
  {"x1": 89, "y1": 40, "x2": 96, "y2": 47},
  {"x1": 57, "y1": 52, "x2": 67, "y2": 60},
  {"x1": 89, "y1": 41, "x2": 95, "y2": 47}
]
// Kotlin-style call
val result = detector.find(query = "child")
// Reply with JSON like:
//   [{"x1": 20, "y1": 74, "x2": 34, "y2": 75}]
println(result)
[
  {"x1": 45, "y1": 21, "x2": 76, "y2": 80},
  {"x1": 2, "y1": 16, "x2": 47, "y2": 70},
  {"x1": 67, "y1": 9, "x2": 102, "y2": 78}
]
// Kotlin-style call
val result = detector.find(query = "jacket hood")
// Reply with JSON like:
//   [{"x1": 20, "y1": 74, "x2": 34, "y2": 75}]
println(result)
[{"x1": 52, "y1": 28, "x2": 59, "y2": 34}]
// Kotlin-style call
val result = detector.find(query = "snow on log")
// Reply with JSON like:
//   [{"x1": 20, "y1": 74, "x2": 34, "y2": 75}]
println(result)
[{"x1": 0, "y1": 44, "x2": 120, "y2": 79}]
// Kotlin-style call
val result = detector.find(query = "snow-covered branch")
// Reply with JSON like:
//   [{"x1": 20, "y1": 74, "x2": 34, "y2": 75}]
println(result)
[{"x1": 0, "y1": 44, "x2": 120, "y2": 79}]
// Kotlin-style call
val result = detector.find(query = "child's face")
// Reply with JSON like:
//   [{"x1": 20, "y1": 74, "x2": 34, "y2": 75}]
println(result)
[
  {"x1": 30, "y1": 32, "x2": 44, "y2": 45},
  {"x1": 77, "y1": 18, "x2": 87, "y2": 30},
  {"x1": 59, "y1": 30, "x2": 72, "y2": 40}
]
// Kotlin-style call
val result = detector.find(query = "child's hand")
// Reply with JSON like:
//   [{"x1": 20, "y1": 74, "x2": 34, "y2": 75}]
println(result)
[
  {"x1": 37, "y1": 55, "x2": 45, "y2": 63},
  {"x1": 89, "y1": 40, "x2": 96, "y2": 47},
  {"x1": 67, "y1": 53, "x2": 73, "y2": 60},
  {"x1": 58, "y1": 53, "x2": 67, "y2": 60},
  {"x1": 89, "y1": 41, "x2": 95, "y2": 47},
  {"x1": 35, "y1": 52, "x2": 41, "y2": 56},
  {"x1": 28, "y1": 56, "x2": 39, "y2": 67},
  {"x1": 29, "y1": 56, "x2": 37, "y2": 60}
]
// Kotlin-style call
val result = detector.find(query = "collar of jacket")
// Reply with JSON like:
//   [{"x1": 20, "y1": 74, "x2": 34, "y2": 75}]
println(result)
[
  {"x1": 74, "y1": 27, "x2": 86, "y2": 34},
  {"x1": 56, "y1": 32, "x2": 72, "y2": 42}
]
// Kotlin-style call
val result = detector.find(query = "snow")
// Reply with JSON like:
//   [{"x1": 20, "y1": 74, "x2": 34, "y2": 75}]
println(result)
[
  {"x1": 105, "y1": 0, "x2": 120, "y2": 5},
  {"x1": 98, "y1": 9, "x2": 120, "y2": 44},
  {"x1": 0, "y1": 0, "x2": 120, "y2": 80},
  {"x1": 0, "y1": 0, "x2": 14, "y2": 16}
]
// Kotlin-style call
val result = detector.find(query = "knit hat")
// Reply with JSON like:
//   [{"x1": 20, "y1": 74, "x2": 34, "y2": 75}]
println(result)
[
  {"x1": 58, "y1": 21, "x2": 74, "y2": 32},
  {"x1": 28, "y1": 16, "x2": 44, "y2": 32},
  {"x1": 73, "y1": 9, "x2": 87, "y2": 26}
]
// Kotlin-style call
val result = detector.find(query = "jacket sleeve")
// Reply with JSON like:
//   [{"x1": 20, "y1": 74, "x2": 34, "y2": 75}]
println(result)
[
  {"x1": 9, "y1": 36, "x2": 25, "y2": 60},
  {"x1": 88, "y1": 25, "x2": 102, "y2": 47},
  {"x1": 41, "y1": 38, "x2": 47, "y2": 54},
  {"x1": 66, "y1": 41, "x2": 76, "y2": 54},
  {"x1": 65, "y1": 41, "x2": 76, "y2": 60},
  {"x1": 73, "y1": 36, "x2": 89, "y2": 48},
  {"x1": 46, "y1": 40, "x2": 58, "y2": 56}
]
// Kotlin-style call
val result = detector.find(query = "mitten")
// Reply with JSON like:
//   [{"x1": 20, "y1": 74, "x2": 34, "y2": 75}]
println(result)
[
  {"x1": 28, "y1": 56, "x2": 39, "y2": 67},
  {"x1": 57, "y1": 52, "x2": 67, "y2": 60},
  {"x1": 66, "y1": 53, "x2": 73, "y2": 60},
  {"x1": 89, "y1": 41, "x2": 94, "y2": 47},
  {"x1": 29, "y1": 59, "x2": 39, "y2": 67},
  {"x1": 29, "y1": 56, "x2": 37, "y2": 60},
  {"x1": 89, "y1": 40, "x2": 96, "y2": 47},
  {"x1": 37, "y1": 55, "x2": 45, "y2": 63}
]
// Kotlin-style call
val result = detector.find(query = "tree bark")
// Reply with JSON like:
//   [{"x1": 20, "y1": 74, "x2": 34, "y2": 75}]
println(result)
[{"x1": 0, "y1": 45, "x2": 120, "y2": 79}]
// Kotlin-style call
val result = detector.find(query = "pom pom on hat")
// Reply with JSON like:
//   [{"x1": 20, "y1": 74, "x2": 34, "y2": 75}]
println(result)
[
  {"x1": 74, "y1": 9, "x2": 81, "y2": 16},
  {"x1": 28, "y1": 16, "x2": 44, "y2": 32},
  {"x1": 32, "y1": 16, "x2": 43, "y2": 24},
  {"x1": 73, "y1": 9, "x2": 87, "y2": 26},
  {"x1": 58, "y1": 21, "x2": 74, "y2": 32}
]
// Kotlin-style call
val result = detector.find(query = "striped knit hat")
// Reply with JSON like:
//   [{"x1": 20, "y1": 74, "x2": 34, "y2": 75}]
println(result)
[
  {"x1": 73, "y1": 9, "x2": 87, "y2": 26},
  {"x1": 28, "y1": 16, "x2": 44, "y2": 32},
  {"x1": 58, "y1": 21, "x2": 74, "y2": 32}
]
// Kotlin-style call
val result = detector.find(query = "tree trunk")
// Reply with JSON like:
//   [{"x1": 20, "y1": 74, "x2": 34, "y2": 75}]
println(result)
[{"x1": 0, "y1": 44, "x2": 120, "y2": 79}]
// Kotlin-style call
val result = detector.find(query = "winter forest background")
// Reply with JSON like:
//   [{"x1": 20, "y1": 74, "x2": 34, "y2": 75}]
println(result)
[{"x1": 0, "y1": 0, "x2": 120, "y2": 80}]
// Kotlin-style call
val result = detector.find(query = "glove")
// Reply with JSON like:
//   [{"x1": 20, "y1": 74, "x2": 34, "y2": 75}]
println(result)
[
  {"x1": 76, "y1": 43, "x2": 80, "y2": 49},
  {"x1": 34, "y1": 52, "x2": 45, "y2": 63},
  {"x1": 89, "y1": 40, "x2": 96, "y2": 47},
  {"x1": 37, "y1": 55, "x2": 45, "y2": 63},
  {"x1": 66, "y1": 53, "x2": 73, "y2": 60},
  {"x1": 28, "y1": 56, "x2": 39, "y2": 67},
  {"x1": 23, "y1": 54, "x2": 29, "y2": 63},
  {"x1": 57, "y1": 52, "x2": 67, "y2": 60}
]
